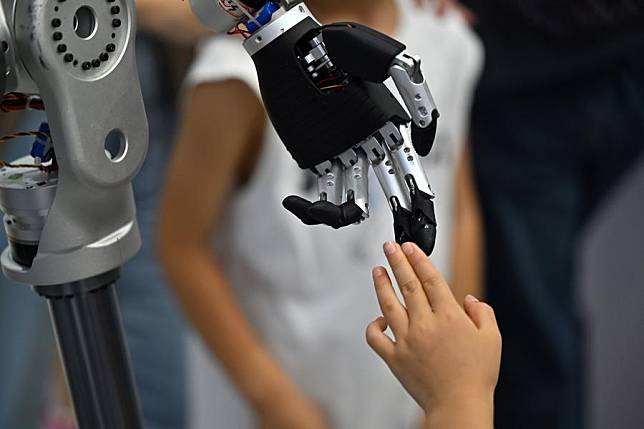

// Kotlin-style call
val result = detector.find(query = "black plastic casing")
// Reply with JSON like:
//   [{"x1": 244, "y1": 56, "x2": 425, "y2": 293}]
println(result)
[
  {"x1": 249, "y1": 18, "x2": 410, "y2": 170},
  {"x1": 322, "y1": 23, "x2": 406, "y2": 83}
]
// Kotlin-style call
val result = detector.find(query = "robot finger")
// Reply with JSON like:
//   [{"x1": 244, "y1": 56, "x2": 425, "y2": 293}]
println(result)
[
  {"x1": 338, "y1": 148, "x2": 370, "y2": 220},
  {"x1": 285, "y1": 158, "x2": 364, "y2": 229},
  {"x1": 309, "y1": 158, "x2": 364, "y2": 228},
  {"x1": 316, "y1": 159, "x2": 344, "y2": 205},
  {"x1": 306, "y1": 200, "x2": 365, "y2": 229},
  {"x1": 282, "y1": 195, "x2": 322, "y2": 226},
  {"x1": 283, "y1": 193, "x2": 364, "y2": 229},
  {"x1": 403, "y1": 175, "x2": 438, "y2": 255},
  {"x1": 380, "y1": 122, "x2": 433, "y2": 198},
  {"x1": 390, "y1": 192, "x2": 436, "y2": 255},
  {"x1": 361, "y1": 133, "x2": 411, "y2": 213}
]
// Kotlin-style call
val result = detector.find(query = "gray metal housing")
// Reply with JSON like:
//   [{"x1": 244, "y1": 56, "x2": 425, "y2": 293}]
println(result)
[{"x1": 0, "y1": 0, "x2": 148, "y2": 285}]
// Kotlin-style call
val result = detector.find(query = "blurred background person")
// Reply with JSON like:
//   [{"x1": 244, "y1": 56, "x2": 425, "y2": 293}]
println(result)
[
  {"x1": 111, "y1": 5, "x2": 205, "y2": 427},
  {"x1": 158, "y1": 0, "x2": 482, "y2": 428},
  {"x1": 114, "y1": 32, "x2": 190, "y2": 429},
  {"x1": 423, "y1": 1, "x2": 644, "y2": 428},
  {"x1": 137, "y1": 0, "x2": 209, "y2": 46}
]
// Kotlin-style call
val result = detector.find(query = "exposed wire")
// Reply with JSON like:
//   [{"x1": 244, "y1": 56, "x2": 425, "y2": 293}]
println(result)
[
  {"x1": 0, "y1": 95, "x2": 55, "y2": 171},
  {"x1": 230, "y1": 0, "x2": 260, "y2": 27},
  {"x1": 1, "y1": 93, "x2": 45, "y2": 112},
  {"x1": 0, "y1": 130, "x2": 49, "y2": 145},
  {"x1": 319, "y1": 84, "x2": 347, "y2": 92},
  {"x1": 0, "y1": 159, "x2": 54, "y2": 171},
  {"x1": 227, "y1": 22, "x2": 251, "y2": 38},
  {"x1": 0, "y1": 130, "x2": 57, "y2": 171}
]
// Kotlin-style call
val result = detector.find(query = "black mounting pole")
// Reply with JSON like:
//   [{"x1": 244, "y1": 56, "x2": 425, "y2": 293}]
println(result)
[{"x1": 34, "y1": 269, "x2": 144, "y2": 429}]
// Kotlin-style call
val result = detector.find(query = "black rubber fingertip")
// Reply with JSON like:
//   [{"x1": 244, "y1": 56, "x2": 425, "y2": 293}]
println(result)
[
  {"x1": 415, "y1": 226, "x2": 437, "y2": 256},
  {"x1": 282, "y1": 196, "x2": 320, "y2": 226},
  {"x1": 411, "y1": 112, "x2": 439, "y2": 157},
  {"x1": 308, "y1": 201, "x2": 343, "y2": 229},
  {"x1": 340, "y1": 202, "x2": 365, "y2": 225},
  {"x1": 282, "y1": 195, "x2": 309, "y2": 213}
]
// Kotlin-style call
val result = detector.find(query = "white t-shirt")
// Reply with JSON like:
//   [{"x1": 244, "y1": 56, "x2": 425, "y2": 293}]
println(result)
[{"x1": 186, "y1": 2, "x2": 483, "y2": 429}]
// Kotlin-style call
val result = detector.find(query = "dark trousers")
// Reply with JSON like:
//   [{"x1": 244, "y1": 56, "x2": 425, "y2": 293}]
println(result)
[{"x1": 471, "y1": 61, "x2": 644, "y2": 429}]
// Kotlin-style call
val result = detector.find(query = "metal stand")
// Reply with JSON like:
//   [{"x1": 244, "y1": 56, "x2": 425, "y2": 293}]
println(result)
[{"x1": 34, "y1": 269, "x2": 144, "y2": 429}]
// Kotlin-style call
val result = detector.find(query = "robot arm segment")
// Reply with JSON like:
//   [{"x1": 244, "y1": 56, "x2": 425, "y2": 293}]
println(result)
[{"x1": 0, "y1": 0, "x2": 147, "y2": 285}]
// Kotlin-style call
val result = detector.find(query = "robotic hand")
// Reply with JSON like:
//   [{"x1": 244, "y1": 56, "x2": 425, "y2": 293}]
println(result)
[{"x1": 190, "y1": 0, "x2": 440, "y2": 254}]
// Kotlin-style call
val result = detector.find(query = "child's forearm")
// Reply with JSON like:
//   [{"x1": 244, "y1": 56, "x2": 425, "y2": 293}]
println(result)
[
  {"x1": 424, "y1": 395, "x2": 494, "y2": 429},
  {"x1": 160, "y1": 245, "x2": 299, "y2": 409}
]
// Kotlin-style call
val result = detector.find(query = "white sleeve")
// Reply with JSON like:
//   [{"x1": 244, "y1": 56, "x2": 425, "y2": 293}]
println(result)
[{"x1": 184, "y1": 35, "x2": 260, "y2": 95}]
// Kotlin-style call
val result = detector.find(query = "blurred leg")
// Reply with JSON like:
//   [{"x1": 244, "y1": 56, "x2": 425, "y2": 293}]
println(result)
[
  {"x1": 472, "y1": 89, "x2": 585, "y2": 429},
  {"x1": 471, "y1": 63, "x2": 644, "y2": 429}
]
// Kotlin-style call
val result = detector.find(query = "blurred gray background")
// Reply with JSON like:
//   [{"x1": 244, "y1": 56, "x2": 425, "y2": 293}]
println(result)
[{"x1": 580, "y1": 154, "x2": 644, "y2": 429}]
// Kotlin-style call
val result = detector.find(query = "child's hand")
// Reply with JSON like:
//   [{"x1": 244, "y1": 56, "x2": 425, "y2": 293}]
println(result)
[{"x1": 366, "y1": 242, "x2": 501, "y2": 426}]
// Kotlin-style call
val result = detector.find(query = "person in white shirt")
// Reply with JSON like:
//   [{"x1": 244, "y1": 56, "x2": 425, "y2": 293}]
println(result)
[{"x1": 158, "y1": 1, "x2": 483, "y2": 428}]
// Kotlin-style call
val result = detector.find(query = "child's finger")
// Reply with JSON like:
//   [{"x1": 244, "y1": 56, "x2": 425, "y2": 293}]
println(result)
[
  {"x1": 383, "y1": 242, "x2": 432, "y2": 322},
  {"x1": 400, "y1": 242, "x2": 458, "y2": 312},
  {"x1": 372, "y1": 266, "x2": 409, "y2": 338},
  {"x1": 366, "y1": 316, "x2": 396, "y2": 360},
  {"x1": 463, "y1": 295, "x2": 498, "y2": 331}
]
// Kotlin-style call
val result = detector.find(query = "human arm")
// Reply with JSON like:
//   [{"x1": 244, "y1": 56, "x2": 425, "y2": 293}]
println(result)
[
  {"x1": 450, "y1": 145, "x2": 485, "y2": 303},
  {"x1": 136, "y1": 0, "x2": 210, "y2": 46},
  {"x1": 157, "y1": 80, "x2": 329, "y2": 428},
  {"x1": 366, "y1": 241, "x2": 501, "y2": 429}
]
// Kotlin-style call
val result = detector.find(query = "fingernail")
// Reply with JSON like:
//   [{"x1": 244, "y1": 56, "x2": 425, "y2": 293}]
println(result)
[
  {"x1": 402, "y1": 242, "x2": 414, "y2": 256},
  {"x1": 383, "y1": 241, "x2": 397, "y2": 255},
  {"x1": 372, "y1": 266, "x2": 385, "y2": 278},
  {"x1": 465, "y1": 294, "x2": 479, "y2": 303}
]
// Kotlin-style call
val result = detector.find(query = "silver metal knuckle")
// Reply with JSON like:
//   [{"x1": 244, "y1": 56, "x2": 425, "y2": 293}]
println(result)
[
  {"x1": 390, "y1": 52, "x2": 438, "y2": 129},
  {"x1": 317, "y1": 159, "x2": 344, "y2": 205}
]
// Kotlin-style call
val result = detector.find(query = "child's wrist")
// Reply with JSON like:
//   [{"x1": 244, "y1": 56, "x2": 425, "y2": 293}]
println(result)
[
  {"x1": 247, "y1": 377, "x2": 301, "y2": 414},
  {"x1": 424, "y1": 391, "x2": 495, "y2": 427}
]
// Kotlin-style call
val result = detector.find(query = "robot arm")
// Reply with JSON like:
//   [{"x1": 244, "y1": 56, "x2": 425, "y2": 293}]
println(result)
[
  {"x1": 0, "y1": 0, "x2": 147, "y2": 285},
  {"x1": 190, "y1": 1, "x2": 440, "y2": 254}
]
